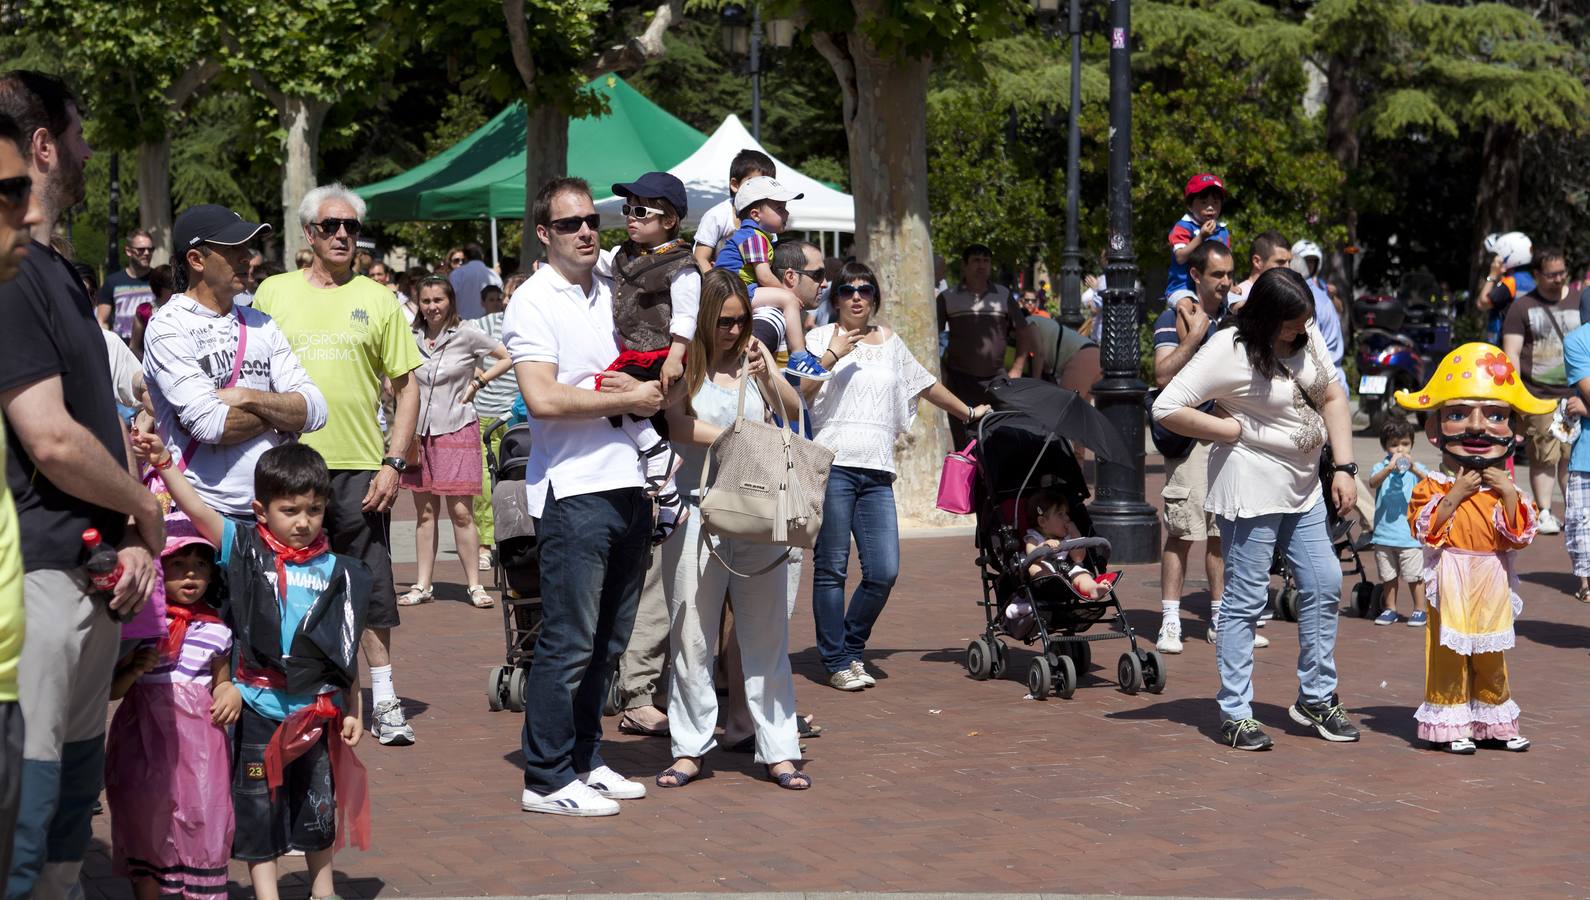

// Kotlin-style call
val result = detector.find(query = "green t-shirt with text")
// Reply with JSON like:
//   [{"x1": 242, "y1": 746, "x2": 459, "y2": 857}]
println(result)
[{"x1": 254, "y1": 272, "x2": 421, "y2": 470}]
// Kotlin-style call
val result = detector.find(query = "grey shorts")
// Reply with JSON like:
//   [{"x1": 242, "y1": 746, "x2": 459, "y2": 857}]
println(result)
[
  {"x1": 325, "y1": 469, "x2": 398, "y2": 629},
  {"x1": 1162, "y1": 442, "x2": 1218, "y2": 541}
]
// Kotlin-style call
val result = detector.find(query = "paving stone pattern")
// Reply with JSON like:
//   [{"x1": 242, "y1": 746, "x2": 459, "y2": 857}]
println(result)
[{"x1": 82, "y1": 474, "x2": 1590, "y2": 898}]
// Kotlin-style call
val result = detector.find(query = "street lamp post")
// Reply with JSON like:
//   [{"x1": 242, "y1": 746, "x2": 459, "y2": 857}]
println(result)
[
  {"x1": 1088, "y1": 0, "x2": 1159, "y2": 564},
  {"x1": 722, "y1": 6, "x2": 795, "y2": 143},
  {"x1": 1058, "y1": 0, "x2": 1085, "y2": 331},
  {"x1": 106, "y1": 152, "x2": 121, "y2": 273}
]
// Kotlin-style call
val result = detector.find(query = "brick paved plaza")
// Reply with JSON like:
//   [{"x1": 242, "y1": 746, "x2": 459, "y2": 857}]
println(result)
[{"x1": 82, "y1": 463, "x2": 1590, "y2": 899}]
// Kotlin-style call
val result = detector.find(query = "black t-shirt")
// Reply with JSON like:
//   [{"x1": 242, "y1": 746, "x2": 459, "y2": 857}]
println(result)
[{"x1": 0, "y1": 242, "x2": 129, "y2": 571}]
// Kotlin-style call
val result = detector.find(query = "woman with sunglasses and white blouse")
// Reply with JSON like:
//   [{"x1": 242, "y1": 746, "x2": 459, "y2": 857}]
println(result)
[{"x1": 799, "y1": 261, "x2": 990, "y2": 691}]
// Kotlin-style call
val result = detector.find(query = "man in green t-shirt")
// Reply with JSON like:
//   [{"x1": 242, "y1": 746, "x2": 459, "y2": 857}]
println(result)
[
  {"x1": 254, "y1": 183, "x2": 422, "y2": 746},
  {"x1": 0, "y1": 109, "x2": 41, "y2": 887}
]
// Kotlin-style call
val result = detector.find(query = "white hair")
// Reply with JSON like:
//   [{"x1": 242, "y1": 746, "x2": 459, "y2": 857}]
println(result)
[{"x1": 297, "y1": 182, "x2": 366, "y2": 226}]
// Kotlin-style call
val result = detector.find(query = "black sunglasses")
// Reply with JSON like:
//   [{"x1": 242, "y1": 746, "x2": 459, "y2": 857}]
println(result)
[
  {"x1": 782, "y1": 266, "x2": 825, "y2": 283},
  {"x1": 0, "y1": 175, "x2": 31, "y2": 208},
  {"x1": 547, "y1": 214, "x2": 602, "y2": 235},
  {"x1": 715, "y1": 315, "x2": 750, "y2": 329},
  {"x1": 836, "y1": 283, "x2": 877, "y2": 300},
  {"x1": 311, "y1": 217, "x2": 361, "y2": 237}
]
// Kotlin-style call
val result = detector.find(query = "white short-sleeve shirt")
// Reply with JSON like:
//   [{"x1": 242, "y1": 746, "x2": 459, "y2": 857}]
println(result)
[
  {"x1": 500, "y1": 264, "x2": 645, "y2": 516},
  {"x1": 694, "y1": 199, "x2": 738, "y2": 256}
]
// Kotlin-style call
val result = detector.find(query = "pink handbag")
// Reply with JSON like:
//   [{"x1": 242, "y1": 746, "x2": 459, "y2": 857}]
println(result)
[{"x1": 935, "y1": 440, "x2": 978, "y2": 515}]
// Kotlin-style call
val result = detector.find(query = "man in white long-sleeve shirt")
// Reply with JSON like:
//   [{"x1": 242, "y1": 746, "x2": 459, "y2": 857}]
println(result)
[{"x1": 143, "y1": 204, "x2": 327, "y2": 518}]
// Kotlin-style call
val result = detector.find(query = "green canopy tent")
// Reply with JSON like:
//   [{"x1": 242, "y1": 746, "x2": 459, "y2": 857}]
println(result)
[{"x1": 355, "y1": 74, "x2": 708, "y2": 254}]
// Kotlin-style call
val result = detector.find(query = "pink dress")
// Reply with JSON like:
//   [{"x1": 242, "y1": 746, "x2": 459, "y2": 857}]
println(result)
[{"x1": 104, "y1": 621, "x2": 235, "y2": 897}]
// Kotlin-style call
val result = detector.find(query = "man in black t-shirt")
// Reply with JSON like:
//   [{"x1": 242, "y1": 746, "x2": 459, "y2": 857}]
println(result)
[
  {"x1": 97, "y1": 228, "x2": 154, "y2": 338},
  {"x1": 0, "y1": 70, "x2": 162, "y2": 897}
]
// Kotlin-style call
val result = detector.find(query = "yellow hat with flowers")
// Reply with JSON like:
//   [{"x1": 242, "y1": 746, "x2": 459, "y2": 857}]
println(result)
[{"x1": 1394, "y1": 342, "x2": 1555, "y2": 415}]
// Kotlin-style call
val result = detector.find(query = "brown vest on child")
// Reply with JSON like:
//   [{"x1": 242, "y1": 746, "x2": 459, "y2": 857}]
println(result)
[{"x1": 611, "y1": 240, "x2": 697, "y2": 352}]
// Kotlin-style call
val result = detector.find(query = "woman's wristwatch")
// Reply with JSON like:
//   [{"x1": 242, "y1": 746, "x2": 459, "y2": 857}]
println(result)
[{"x1": 1331, "y1": 462, "x2": 1359, "y2": 477}]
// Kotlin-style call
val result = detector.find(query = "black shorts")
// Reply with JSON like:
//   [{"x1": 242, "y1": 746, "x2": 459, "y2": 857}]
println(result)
[
  {"x1": 325, "y1": 469, "x2": 398, "y2": 629},
  {"x1": 231, "y1": 703, "x2": 336, "y2": 862}
]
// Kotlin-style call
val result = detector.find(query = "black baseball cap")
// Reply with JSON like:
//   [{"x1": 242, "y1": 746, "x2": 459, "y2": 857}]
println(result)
[
  {"x1": 611, "y1": 172, "x2": 687, "y2": 218},
  {"x1": 172, "y1": 204, "x2": 271, "y2": 253}
]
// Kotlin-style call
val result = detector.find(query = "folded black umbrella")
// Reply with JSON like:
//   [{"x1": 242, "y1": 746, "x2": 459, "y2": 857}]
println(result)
[{"x1": 985, "y1": 375, "x2": 1133, "y2": 465}]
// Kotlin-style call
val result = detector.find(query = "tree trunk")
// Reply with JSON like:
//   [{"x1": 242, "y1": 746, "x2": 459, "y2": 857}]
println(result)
[
  {"x1": 1470, "y1": 121, "x2": 1522, "y2": 293},
  {"x1": 137, "y1": 137, "x2": 173, "y2": 266},
  {"x1": 278, "y1": 96, "x2": 331, "y2": 261},
  {"x1": 1323, "y1": 54, "x2": 1360, "y2": 310},
  {"x1": 519, "y1": 102, "x2": 570, "y2": 263},
  {"x1": 816, "y1": 29, "x2": 943, "y2": 520}
]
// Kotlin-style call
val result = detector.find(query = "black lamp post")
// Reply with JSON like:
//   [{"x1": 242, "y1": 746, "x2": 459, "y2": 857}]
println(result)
[
  {"x1": 722, "y1": 6, "x2": 795, "y2": 143},
  {"x1": 106, "y1": 152, "x2": 121, "y2": 273},
  {"x1": 1034, "y1": 0, "x2": 1086, "y2": 331},
  {"x1": 1088, "y1": 0, "x2": 1159, "y2": 564}
]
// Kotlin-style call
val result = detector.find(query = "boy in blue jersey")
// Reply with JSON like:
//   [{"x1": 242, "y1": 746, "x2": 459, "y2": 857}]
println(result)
[
  {"x1": 133, "y1": 434, "x2": 370, "y2": 900},
  {"x1": 1164, "y1": 173, "x2": 1232, "y2": 302}
]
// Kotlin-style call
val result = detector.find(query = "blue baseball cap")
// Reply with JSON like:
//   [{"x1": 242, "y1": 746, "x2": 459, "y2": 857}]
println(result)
[{"x1": 611, "y1": 172, "x2": 687, "y2": 218}]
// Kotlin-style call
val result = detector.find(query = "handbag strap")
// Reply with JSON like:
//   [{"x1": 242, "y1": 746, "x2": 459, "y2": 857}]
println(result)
[
  {"x1": 179, "y1": 307, "x2": 248, "y2": 470},
  {"x1": 703, "y1": 529, "x2": 791, "y2": 578}
]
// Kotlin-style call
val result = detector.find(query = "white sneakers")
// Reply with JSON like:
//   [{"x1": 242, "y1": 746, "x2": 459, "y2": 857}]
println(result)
[
  {"x1": 1156, "y1": 618, "x2": 1183, "y2": 654},
  {"x1": 522, "y1": 766, "x2": 646, "y2": 817},
  {"x1": 1206, "y1": 616, "x2": 1269, "y2": 648},
  {"x1": 1538, "y1": 511, "x2": 1562, "y2": 535},
  {"x1": 849, "y1": 660, "x2": 877, "y2": 686},
  {"x1": 828, "y1": 669, "x2": 867, "y2": 691}
]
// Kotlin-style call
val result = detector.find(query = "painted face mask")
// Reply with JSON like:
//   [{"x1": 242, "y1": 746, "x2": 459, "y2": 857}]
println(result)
[{"x1": 1394, "y1": 343, "x2": 1553, "y2": 471}]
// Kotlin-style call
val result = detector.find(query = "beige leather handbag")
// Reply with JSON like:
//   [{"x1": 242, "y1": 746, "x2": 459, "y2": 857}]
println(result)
[{"x1": 698, "y1": 346, "x2": 835, "y2": 558}]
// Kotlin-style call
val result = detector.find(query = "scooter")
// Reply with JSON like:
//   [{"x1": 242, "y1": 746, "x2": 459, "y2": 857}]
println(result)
[{"x1": 1353, "y1": 281, "x2": 1453, "y2": 430}]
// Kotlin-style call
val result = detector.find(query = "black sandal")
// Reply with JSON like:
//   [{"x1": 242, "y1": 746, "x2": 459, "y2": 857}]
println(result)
[
  {"x1": 768, "y1": 764, "x2": 811, "y2": 790},
  {"x1": 651, "y1": 493, "x2": 689, "y2": 546},
  {"x1": 656, "y1": 757, "x2": 703, "y2": 788},
  {"x1": 1576, "y1": 586, "x2": 1590, "y2": 604}
]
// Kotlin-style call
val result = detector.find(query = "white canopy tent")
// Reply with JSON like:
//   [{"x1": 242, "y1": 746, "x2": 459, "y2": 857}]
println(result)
[{"x1": 595, "y1": 113, "x2": 855, "y2": 241}]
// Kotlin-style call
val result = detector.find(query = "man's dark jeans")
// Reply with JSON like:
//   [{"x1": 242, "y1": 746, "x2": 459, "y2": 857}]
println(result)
[{"x1": 520, "y1": 486, "x2": 650, "y2": 794}]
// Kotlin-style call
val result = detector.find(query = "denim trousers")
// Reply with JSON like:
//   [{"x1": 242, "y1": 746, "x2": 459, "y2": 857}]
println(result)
[
  {"x1": 1214, "y1": 500, "x2": 1342, "y2": 722},
  {"x1": 811, "y1": 466, "x2": 901, "y2": 674},
  {"x1": 520, "y1": 486, "x2": 650, "y2": 794}
]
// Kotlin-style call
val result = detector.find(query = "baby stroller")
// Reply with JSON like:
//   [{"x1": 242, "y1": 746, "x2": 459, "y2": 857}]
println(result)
[
  {"x1": 1268, "y1": 445, "x2": 1377, "y2": 621},
  {"x1": 482, "y1": 416, "x2": 543, "y2": 713},
  {"x1": 961, "y1": 377, "x2": 1166, "y2": 700}
]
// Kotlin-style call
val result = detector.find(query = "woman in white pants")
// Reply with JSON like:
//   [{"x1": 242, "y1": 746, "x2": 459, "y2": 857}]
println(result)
[{"x1": 654, "y1": 270, "x2": 810, "y2": 790}]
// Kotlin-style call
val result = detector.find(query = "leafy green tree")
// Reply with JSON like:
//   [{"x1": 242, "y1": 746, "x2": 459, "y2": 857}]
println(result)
[
  {"x1": 219, "y1": 0, "x2": 400, "y2": 258},
  {"x1": 925, "y1": 84, "x2": 1046, "y2": 271}
]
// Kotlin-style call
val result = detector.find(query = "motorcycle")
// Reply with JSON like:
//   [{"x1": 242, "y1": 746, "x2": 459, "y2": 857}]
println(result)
[{"x1": 1352, "y1": 277, "x2": 1452, "y2": 430}]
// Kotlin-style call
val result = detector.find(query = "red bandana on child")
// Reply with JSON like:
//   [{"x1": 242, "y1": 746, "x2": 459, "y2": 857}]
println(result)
[
  {"x1": 254, "y1": 523, "x2": 330, "y2": 602},
  {"x1": 161, "y1": 602, "x2": 222, "y2": 660}
]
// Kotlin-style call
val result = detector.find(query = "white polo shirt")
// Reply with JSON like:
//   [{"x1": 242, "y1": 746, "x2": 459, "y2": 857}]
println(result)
[{"x1": 500, "y1": 263, "x2": 644, "y2": 517}]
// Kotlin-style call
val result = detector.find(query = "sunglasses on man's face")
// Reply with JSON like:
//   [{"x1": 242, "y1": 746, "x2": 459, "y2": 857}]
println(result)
[
  {"x1": 836, "y1": 283, "x2": 877, "y2": 300},
  {"x1": 622, "y1": 204, "x2": 666, "y2": 220},
  {"x1": 548, "y1": 214, "x2": 602, "y2": 236},
  {"x1": 0, "y1": 175, "x2": 32, "y2": 209},
  {"x1": 311, "y1": 217, "x2": 361, "y2": 237},
  {"x1": 128, "y1": 245, "x2": 154, "y2": 256}
]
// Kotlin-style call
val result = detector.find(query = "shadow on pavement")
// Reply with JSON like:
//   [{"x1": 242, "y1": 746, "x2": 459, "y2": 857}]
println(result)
[{"x1": 1353, "y1": 704, "x2": 1423, "y2": 748}]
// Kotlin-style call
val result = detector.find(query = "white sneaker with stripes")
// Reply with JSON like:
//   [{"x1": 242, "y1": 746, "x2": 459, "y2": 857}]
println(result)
[{"x1": 521, "y1": 779, "x2": 620, "y2": 817}]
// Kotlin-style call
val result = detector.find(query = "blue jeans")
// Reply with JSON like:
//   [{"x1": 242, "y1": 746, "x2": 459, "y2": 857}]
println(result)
[
  {"x1": 1215, "y1": 501, "x2": 1342, "y2": 722},
  {"x1": 520, "y1": 486, "x2": 650, "y2": 794},
  {"x1": 811, "y1": 466, "x2": 900, "y2": 673}
]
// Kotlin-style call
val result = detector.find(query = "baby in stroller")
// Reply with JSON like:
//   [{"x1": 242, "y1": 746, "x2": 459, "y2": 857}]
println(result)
[{"x1": 1006, "y1": 490, "x2": 1110, "y2": 635}]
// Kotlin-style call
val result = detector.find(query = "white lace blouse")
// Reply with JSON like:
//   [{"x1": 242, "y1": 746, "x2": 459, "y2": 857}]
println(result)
[{"x1": 805, "y1": 324, "x2": 938, "y2": 474}]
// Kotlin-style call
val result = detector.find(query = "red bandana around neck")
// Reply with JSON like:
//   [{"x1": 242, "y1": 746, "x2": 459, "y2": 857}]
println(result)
[
  {"x1": 161, "y1": 600, "x2": 222, "y2": 660},
  {"x1": 254, "y1": 523, "x2": 330, "y2": 602}
]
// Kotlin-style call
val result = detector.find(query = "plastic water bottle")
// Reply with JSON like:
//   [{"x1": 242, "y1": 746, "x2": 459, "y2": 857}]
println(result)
[
  {"x1": 1395, "y1": 456, "x2": 1412, "y2": 474},
  {"x1": 82, "y1": 529, "x2": 125, "y2": 621}
]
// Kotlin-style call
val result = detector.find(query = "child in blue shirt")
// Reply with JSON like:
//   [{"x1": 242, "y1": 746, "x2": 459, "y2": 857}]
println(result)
[
  {"x1": 1364, "y1": 417, "x2": 1431, "y2": 626},
  {"x1": 1561, "y1": 322, "x2": 1590, "y2": 600},
  {"x1": 134, "y1": 435, "x2": 371, "y2": 900},
  {"x1": 1164, "y1": 172, "x2": 1232, "y2": 301}
]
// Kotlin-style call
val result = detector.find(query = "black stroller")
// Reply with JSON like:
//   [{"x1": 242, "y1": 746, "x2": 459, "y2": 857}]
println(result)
[
  {"x1": 961, "y1": 377, "x2": 1166, "y2": 699},
  {"x1": 1267, "y1": 445, "x2": 1377, "y2": 621},
  {"x1": 481, "y1": 416, "x2": 543, "y2": 713}
]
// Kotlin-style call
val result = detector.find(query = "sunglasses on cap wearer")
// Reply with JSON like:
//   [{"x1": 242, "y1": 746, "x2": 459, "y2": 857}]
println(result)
[
  {"x1": 715, "y1": 315, "x2": 750, "y2": 330},
  {"x1": 836, "y1": 283, "x2": 877, "y2": 300},
  {"x1": 547, "y1": 214, "x2": 602, "y2": 235},
  {"x1": 310, "y1": 217, "x2": 361, "y2": 237},
  {"x1": 0, "y1": 175, "x2": 31, "y2": 208},
  {"x1": 622, "y1": 203, "x2": 668, "y2": 220}
]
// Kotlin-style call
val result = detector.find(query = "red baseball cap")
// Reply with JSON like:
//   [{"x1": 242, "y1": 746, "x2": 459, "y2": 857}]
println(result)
[{"x1": 1184, "y1": 173, "x2": 1226, "y2": 200}]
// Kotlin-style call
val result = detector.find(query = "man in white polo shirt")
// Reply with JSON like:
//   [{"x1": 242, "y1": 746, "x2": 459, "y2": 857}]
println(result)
[{"x1": 501, "y1": 177, "x2": 664, "y2": 817}]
